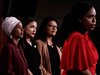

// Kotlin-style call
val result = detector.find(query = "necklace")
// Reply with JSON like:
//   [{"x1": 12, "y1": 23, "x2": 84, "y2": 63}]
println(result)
[
  {"x1": 47, "y1": 41, "x2": 53, "y2": 48},
  {"x1": 47, "y1": 44, "x2": 53, "y2": 48},
  {"x1": 51, "y1": 45, "x2": 53, "y2": 48}
]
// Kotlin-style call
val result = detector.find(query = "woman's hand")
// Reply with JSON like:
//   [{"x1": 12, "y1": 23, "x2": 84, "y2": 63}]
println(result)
[{"x1": 28, "y1": 69, "x2": 33, "y2": 75}]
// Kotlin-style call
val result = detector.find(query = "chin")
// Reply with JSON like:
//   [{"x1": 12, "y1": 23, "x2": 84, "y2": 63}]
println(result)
[
  {"x1": 52, "y1": 33, "x2": 56, "y2": 36},
  {"x1": 31, "y1": 35, "x2": 35, "y2": 38},
  {"x1": 51, "y1": 35, "x2": 56, "y2": 37},
  {"x1": 91, "y1": 28, "x2": 95, "y2": 31},
  {"x1": 88, "y1": 28, "x2": 94, "y2": 31},
  {"x1": 20, "y1": 36, "x2": 23, "y2": 38}
]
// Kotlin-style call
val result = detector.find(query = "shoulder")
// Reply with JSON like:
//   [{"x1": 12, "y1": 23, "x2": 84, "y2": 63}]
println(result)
[
  {"x1": 65, "y1": 31, "x2": 87, "y2": 46},
  {"x1": 35, "y1": 39, "x2": 46, "y2": 45},
  {"x1": 35, "y1": 39, "x2": 47, "y2": 49},
  {"x1": 35, "y1": 39, "x2": 42, "y2": 43},
  {"x1": 3, "y1": 42, "x2": 14, "y2": 49},
  {"x1": 69, "y1": 32, "x2": 88, "y2": 47},
  {"x1": 69, "y1": 31, "x2": 85, "y2": 41},
  {"x1": 35, "y1": 39, "x2": 43, "y2": 47},
  {"x1": 1, "y1": 42, "x2": 15, "y2": 54},
  {"x1": 71, "y1": 31, "x2": 84, "y2": 38}
]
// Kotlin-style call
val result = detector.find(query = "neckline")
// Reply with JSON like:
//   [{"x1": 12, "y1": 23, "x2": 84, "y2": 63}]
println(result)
[{"x1": 47, "y1": 44, "x2": 54, "y2": 48}]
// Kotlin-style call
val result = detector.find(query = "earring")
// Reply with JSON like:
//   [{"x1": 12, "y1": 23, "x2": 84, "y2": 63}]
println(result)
[
  {"x1": 10, "y1": 34, "x2": 12, "y2": 39},
  {"x1": 19, "y1": 38, "x2": 20, "y2": 40},
  {"x1": 80, "y1": 20, "x2": 81, "y2": 22}
]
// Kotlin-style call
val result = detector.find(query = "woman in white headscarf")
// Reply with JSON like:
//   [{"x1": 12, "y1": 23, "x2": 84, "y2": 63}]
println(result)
[{"x1": 0, "y1": 16, "x2": 33, "y2": 75}]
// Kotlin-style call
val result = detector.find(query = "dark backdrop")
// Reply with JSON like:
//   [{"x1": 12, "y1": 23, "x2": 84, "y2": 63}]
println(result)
[{"x1": 1, "y1": 0, "x2": 37, "y2": 17}]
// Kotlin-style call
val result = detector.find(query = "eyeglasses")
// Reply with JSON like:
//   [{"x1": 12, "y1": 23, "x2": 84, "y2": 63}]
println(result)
[{"x1": 48, "y1": 24, "x2": 58, "y2": 28}]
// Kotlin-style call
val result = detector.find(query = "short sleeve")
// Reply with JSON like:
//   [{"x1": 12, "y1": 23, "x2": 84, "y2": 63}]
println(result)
[{"x1": 60, "y1": 33, "x2": 93, "y2": 71}]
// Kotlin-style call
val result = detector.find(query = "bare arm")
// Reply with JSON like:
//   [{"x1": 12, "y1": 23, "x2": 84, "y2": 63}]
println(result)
[
  {"x1": 28, "y1": 69, "x2": 33, "y2": 75},
  {"x1": 80, "y1": 69, "x2": 92, "y2": 75},
  {"x1": 68, "y1": 69, "x2": 91, "y2": 75}
]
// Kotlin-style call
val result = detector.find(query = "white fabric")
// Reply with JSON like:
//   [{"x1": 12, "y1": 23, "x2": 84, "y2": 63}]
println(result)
[{"x1": 1, "y1": 17, "x2": 20, "y2": 36}]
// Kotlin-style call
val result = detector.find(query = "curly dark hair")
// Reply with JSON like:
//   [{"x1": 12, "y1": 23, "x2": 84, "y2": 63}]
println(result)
[
  {"x1": 34, "y1": 17, "x2": 60, "y2": 47},
  {"x1": 59, "y1": 2, "x2": 93, "y2": 46}
]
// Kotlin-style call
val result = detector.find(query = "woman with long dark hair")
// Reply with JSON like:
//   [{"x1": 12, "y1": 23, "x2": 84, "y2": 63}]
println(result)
[
  {"x1": 19, "y1": 17, "x2": 41, "y2": 75},
  {"x1": 59, "y1": 2, "x2": 98, "y2": 75},
  {"x1": 35, "y1": 17, "x2": 62, "y2": 75}
]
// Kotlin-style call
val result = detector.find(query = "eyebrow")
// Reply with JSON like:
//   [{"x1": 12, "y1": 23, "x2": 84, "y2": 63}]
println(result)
[
  {"x1": 16, "y1": 24, "x2": 20, "y2": 26},
  {"x1": 48, "y1": 24, "x2": 57, "y2": 25},
  {"x1": 87, "y1": 13, "x2": 96, "y2": 16}
]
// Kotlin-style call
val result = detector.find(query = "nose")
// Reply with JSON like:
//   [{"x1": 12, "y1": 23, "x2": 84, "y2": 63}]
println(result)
[
  {"x1": 33, "y1": 28, "x2": 36, "y2": 32},
  {"x1": 21, "y1": 28, "x2": 24, "y2": 32},
  {"x1": 52, "y1": 27, "x2": 57, "y2": 30},
  {"x1": 92, "y1": 17, "x2": 96, "y2": 23}
]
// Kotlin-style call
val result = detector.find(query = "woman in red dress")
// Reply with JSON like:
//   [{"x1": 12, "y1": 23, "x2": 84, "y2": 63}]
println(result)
[{"x1": 59, "y1": 2, "x2": 98, "y2": 75}]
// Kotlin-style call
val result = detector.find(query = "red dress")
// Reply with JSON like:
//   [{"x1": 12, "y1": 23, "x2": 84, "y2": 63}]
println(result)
[{"x1": 60, "y1": 31, "x2": 98, "y2": 75}]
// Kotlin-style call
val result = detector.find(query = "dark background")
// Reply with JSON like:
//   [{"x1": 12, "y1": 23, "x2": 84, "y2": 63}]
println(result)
[
  {"x1": 34, "y1": 0, "x2": 100, "y2": 27},
  {"x1": 1, "y1": 0, "x2": 100, "y2": 27},
  {"x1": 0, "y1": 0, "x2": 100, "y2": 74}
]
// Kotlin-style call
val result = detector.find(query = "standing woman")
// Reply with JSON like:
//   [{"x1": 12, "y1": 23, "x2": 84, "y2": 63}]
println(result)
[
  {"x1": 0, "y1": 16, "x2": 28, "y2": 75},
  {"x1": 19, "y1": 17, "x2": 41, "y2": 75},
  {"x1": 59, "y1": 2, "x2": 98, "y2": 75},
  {"x1": 35, "y1": 17, "x2": 62, "y2": 75}
]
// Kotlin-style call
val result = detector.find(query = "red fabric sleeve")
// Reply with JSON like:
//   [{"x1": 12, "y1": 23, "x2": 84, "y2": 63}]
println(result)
[
  {"x1": 0, "y1": 46, "x2": 16, "y2": 75},
  {"x1": 60, "y1": 33, "x2": 93, "y2": 71}
]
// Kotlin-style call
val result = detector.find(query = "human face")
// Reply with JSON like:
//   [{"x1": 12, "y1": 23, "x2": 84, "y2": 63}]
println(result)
[
  {"x1": 45, "y1": 20, "x2": 58, "y2": 37},
  {"x1": 80, "y1": 7, "x2": 96, "y2": 32},
  {"x1": 11, "y1": 22, "x2": 24, "y2": 39},
  {"x1": 24, "y1": 21, "x2": 37, "y2": 38}
]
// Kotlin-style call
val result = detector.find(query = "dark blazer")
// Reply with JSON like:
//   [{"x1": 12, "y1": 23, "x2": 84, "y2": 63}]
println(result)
[
  {"x1": 19, "y1": 39, "x2": 41, "y2": 75},
  {"x1": 0, "y1": 40, "x2": 28, "y2": 75}
]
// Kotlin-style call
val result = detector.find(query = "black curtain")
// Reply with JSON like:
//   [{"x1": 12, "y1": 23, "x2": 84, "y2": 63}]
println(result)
[{"x1": 1, "y1": 0, "x2": 37, "y2": 17}]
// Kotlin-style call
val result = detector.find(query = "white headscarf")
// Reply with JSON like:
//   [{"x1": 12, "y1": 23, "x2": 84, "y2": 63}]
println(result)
[{"x1": 1, "y1": 16, "x2": 20, "y2": 36}]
